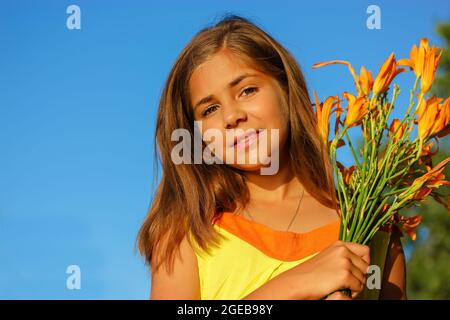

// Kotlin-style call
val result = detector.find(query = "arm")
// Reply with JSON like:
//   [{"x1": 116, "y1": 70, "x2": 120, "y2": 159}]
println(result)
[
  {"x1": 151, "y1": 233, "x2": 297, "y2": 300},
  {"x1": 244, "y1": 240, "x2": 371, "y2": 300},
  {"x1": 242, "y1": 269, "x2": 300, "y2": 300},
  {"x1": 150, "y1": 235, "x2": 201, "y2": 300},
  {"x1": 379, "y1": 229, "x2": 407, "y2": 300},
  {"x1": 242, "y1": 269, "x2": 352, "y2": 300}
]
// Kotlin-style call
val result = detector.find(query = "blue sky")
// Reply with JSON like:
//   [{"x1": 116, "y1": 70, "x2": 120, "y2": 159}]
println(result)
[{"x1": 0, "y1": 0, "x2": 449, "y2": 299}]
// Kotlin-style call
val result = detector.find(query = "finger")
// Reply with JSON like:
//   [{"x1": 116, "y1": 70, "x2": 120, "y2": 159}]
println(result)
[
  {"x1": 344, "y1": 242, "x2": 371, "y2": 264},
  {"x1": 351, "y1": 281, "x2": 367, "y2": 299},
  {"x1": 349, "y1": 262, "x2": 367, "y2": 285},
  {"x1": 352, "y1": 289, "x2": 361, "y2": 299},
  {"x1": 325, "y1": 291, "x2": 352, "y2": 300},
  {"x1": 343, "y1": 270, "x2": 365, "y2": 294},
  {"x1": 348, "y1": 251, "x2": 370, "y2": 276}
]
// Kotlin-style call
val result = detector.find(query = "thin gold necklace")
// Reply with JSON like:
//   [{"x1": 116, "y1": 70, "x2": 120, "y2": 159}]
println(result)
[{"x1": 243, "y1": 187, "x2": 305, "y2": 232}]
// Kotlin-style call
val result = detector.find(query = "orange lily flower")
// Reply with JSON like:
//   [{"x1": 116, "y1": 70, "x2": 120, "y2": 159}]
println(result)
[
  {"x1": 416, "y1": 95, "x2": 442, "y2": 121},
  {"x1": 314, "y1": 91, "x2": 338, "y2": 146},
  {"x1": 410, "y1": 187, "x2": 433, "y2": 201},
  {"x1": 421, "y1": 46, "x2": 443, "y2": 93},
  {"x1": 398, "y1": 38, "x2": 428, "y2": 78},
  {"x1": 420, "y1": 140, "x2": 438, "y2": 157},
  {"x1": 342, "y1": 92, "x2": 369, "y2": 128},
  {"x1": 388, "y1": 118, "x2": 408, "y2": 141},
  {"x1": 400, "y1": 157, "x2": 450, "y2": 204},
  {"x1": 417, "y1": 96, "x2": 449, "y2": 140},
  {"x1": 430, "y1": 97, "x2": 450, "y2": 137},
  {"x1": 358, "y1": 66, "x2": 374, "y2": 96},
  {"x1": 336, "y1": 162, "x2": 356, "y2": 185},
  {"x1": 394, "y1": 213, "x2": 423, "y2": 241},
  {"x1": 398, "y1": 38, "x2": 443, "y2": 94},
  {"x1": 382, "y1": 212, "x2": 422, "y2": 241},
  {"x1": 373, "y1": 53, "x2": 405, "y2": 95},
  {"x1": 409, "y1": 157, "x2": 450, "y2": 194},
  {"x1": 419, "y1": 139, "x2": 439, "y2": 167},
  {"x1": 312, "y1": 60, "x2": 373, "y2": 96}
]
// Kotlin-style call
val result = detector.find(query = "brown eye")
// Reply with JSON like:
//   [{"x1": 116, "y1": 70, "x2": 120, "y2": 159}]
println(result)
[
  {"x1": 241, "y1": 87, "x2": 258, "y2": 96},
  {"x1": 201, "y1": 104, "x2": 219, "y2": 117}
]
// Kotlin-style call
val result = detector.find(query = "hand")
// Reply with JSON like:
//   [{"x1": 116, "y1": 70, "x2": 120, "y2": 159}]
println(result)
[
  {"x1": 324, "y1": 291, "x2": 352, "y2": 300},
  {"x1": 285, "y1": 240, "x2": 370, "y2": 300}
]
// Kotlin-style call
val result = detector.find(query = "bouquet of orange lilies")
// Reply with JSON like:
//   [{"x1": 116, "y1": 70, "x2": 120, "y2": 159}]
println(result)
[{"x1": 312, "y1": 38, "x2": 449, "y2": 248}]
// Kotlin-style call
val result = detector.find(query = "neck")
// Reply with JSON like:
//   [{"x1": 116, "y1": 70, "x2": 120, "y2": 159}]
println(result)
[{"x1": 243, "y1": 151, "x2": 308, "y2": 203}]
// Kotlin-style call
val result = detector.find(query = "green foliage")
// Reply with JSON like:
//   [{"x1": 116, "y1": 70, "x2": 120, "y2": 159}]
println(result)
[
  {"x1": 404, "y1": 22, "x2": 450, "y2": 299},
  {"x1": 404, "y1": 145, "x2": 450, "y2": 299},
  {"x1": 433, "y1": 23, "x2": 450, "y2": 98}
]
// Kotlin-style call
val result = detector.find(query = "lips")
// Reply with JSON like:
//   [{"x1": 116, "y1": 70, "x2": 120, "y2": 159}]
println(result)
[{"x1": 231, "y1": 129, "x2": 264, "y2": 148}]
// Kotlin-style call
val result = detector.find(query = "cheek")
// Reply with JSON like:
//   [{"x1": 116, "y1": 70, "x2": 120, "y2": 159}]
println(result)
[
  {"x1": 196, "y1": 122, "x2": 227, "y2": 159},
  {"x1": 259, "y1": 100, "x2": 289, "y2": 151},
  {"x1": 255, "y1": 93, "x2": 287, "y2": 132},
  {"x1": 195, "y1": 119, "x2": 219, "y2": 141}
]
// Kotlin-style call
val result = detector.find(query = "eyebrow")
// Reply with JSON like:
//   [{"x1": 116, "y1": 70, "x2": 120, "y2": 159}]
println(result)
[{"x1": 192, "y1": 73, "x2": 258, "y2": 111}]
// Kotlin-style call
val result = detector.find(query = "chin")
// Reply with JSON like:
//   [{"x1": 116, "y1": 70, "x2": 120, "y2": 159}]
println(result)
[
  {"x1": 227, "y1": 156, "x2": 275, "y2": 172},
  {"x1": 228, "y1": 163, "x2": 265, "y2": 172}
]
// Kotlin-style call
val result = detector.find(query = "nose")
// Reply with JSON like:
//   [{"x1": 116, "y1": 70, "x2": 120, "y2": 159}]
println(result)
[{"x1": 223, "y1": 102, "x2": 247, "y2": 129}]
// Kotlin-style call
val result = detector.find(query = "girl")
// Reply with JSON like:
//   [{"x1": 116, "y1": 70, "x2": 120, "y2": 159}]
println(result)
[{"x1": 137, "y1": 14, "x2": 407, "y2": 300}]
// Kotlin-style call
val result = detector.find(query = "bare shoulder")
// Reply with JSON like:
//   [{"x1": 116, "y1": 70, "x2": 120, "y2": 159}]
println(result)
[{"x1": 150, "y1": 233, "x2": 200, "y2": 300}]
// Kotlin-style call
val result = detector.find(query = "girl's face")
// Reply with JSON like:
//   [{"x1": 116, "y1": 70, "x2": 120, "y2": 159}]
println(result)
[{"x1": 189, "y1": 49, "x2": 289, "y2": 172}]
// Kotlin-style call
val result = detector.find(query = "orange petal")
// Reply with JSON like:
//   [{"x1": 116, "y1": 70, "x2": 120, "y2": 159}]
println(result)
[
  {"x1": 416, "y1": 157, "x2": 450, "y2": 184},
  {"x1": 389, "y1": 118, "x2": 406, "y2": 141},
  {"x1": 373, "y1": 53, "x2": 401, "y2": 94},
  {"x1": 396, "y1": 214, "x2": 423, "y2": 241},
  {"x1": 312, "y1": 60, "x2": 359, "y2": 92}
]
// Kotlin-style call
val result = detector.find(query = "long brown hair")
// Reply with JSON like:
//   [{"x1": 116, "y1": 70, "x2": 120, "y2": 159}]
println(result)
[{"x1": 137, "y1": 14, "x2": 339, "y2": 274}]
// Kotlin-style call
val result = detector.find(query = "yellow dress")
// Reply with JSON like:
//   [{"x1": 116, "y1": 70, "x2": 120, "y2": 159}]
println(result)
[{"x1": 191, "y1": 211, "x2": 341, "y2": 300}]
